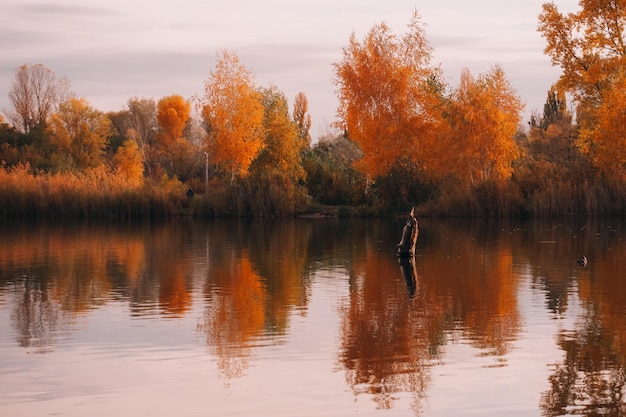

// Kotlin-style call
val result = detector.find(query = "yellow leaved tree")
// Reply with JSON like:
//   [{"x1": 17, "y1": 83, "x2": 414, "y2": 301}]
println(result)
[
  {"x1": 446, "y1": 66, "x2": 524, "y2": 186},
  {"x1": 539, "y1": 1, "x2": 626, "y2": 185},
  {"x1": 47, "y1": 97, "x2": 113, "y2": 171},
  {"x1": 254, "y1": 85, "x2": 305, "y2": 182},
  {"x1": 583, "y1": 70, "x2": 626, "y2": 182},
  {"x1": 113, "y1": 139, "x2": 144, "y2": 187},
  {"x1": 538, "y1": 1, "x2": 626, "y2": 109},
  {"x1": 201, "y1": 50, "x2": 265, "y2": 182}
]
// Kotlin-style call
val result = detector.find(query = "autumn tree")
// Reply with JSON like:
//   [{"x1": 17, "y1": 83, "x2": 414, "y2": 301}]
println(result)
[
  {"x1": 334, "y1": 11, "x2": 444, "y2": 180},
  {"x1": 538, "y1": 0, "x2": 626, "y2": 147},
  {"x1": 583, "y1": 70, "x2": 626, "y2": 182},
  {"x1": 8, "y1": 64, "x2": 71, "y2": 134},
  {"x1": 253, "y1": 86, "x2": 305, "y2": 181},
  {"x1": 157, "y1": 95, "x2": 190, "y2": 148},
  {"x1": 539, "y1": 1, "x2": 626, "y2": 188},
  {"x1": 47, "y1": 97, "x2": 113, "y2": 171},
  {"x1": 538, "y1": 1, "x2": 626, "y2": 109},
  {"x1": 109, "y1": 97, "x2": 158, "y2": 177},
  {"x1": 244, "y1": 86, "x2": 309, "y2": 214},
  {"x1": 293, "y1": 92, "x2": 312, "y2": 148},
  {"x1": 201, "y1": 254, "x2": 267, "y2": 378},
  {"x1": 446, "y1": 66, "x2": 524, "y2": 186},
  {"x1": 201, "y1": 50, "x2": 265, "y2": 182},
  {"x1": 113, "y1": 139, "x2": 144, "y2": 187},
  {"x1": 154, "y1": 95, "x2": 199, "y2": 180}
]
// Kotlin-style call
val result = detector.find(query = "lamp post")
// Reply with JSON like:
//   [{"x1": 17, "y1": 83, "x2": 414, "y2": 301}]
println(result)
[{"x1": 204, "y1": 152, "x2": 208, "y2": 193}]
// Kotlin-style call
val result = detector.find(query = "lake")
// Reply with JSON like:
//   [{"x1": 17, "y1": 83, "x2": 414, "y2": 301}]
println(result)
[{"x1": 1, "y1": 216, "x2": 625, "y2": 416}]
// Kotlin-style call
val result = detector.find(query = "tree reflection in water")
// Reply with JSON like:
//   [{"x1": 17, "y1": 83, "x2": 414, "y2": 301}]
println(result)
[
  {"x1": 541, "y1": 321, "x2": 626, "y2": 416},
  {"x1": 11, "y1": 276, "x2": 62, "y2": 354},
  {"x1": 199, "y1": 220, "x2": 313, "y2": 380},
  {"x1": 2, "y1": 217, "x2": 626, "y2": 415},
  {"x1": 539, "y1": 225, "x2": 626, "y2": 416},
  {"x1": 337, "y1": 218, "x2": 523, "y2": 414},
  {"x1": 338, "y1": 249, "x2": 433, "y2": 414},
  {"x1": 1, "y1": 222, "x2": 143, "y2": 352}
]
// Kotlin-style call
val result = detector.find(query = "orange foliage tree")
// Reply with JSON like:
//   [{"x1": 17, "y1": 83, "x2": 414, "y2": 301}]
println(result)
[
  {"x1": 538, "y1": 1, "x2": 626, "y2": 109},
  {"x1": 47, "y1": 97, "x2": 113, "y2": 171},
  {"x1": 201, "y1": 50, "x2": 265, "y2": 182},
  {"x1": 582, "y1": 70, "x2": 626, "y2": 182},
  {"x1": 202, "y1": 254, "x2": 266, "y2": 378},
  {"x1": 155, "y1": 95, "x2": 198, "y2": 180},
  {"x1": 446, "y1": 66, "x2": 524, "y2": 186},
  {"x1": 157, "y1": 95, "x2": 190, "y2": 148},
  {"x1": 539, "y1": 0, "x2": 626, "y2": 181},
  {"x1": 113, "y1": 139, "x2": 144, "y2": 187},
  {"x1": 333, "y1": 11, "x2": 444, "y2": 180}
]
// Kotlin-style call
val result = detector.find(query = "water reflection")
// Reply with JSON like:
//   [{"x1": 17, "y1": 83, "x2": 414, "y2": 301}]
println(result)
[
  {"x1": 534, "y1": 219, "x2": 626, "y2": 416},
  {"x1": 398, "y1": 257, "x2": 417, "y2": 298},
  {"x1": 337, "y1": 219, "x2": 523, "y2": 413},
  {"x1": 1, "y1": 217, "x2": 626, "y2": 415},
  {"x1": 197, "y1": 221, "x2": 314, "y2": 378}
]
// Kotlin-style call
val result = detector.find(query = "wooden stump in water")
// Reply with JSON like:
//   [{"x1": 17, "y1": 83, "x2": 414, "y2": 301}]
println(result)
[{"x1": 397, "y1": 207, "x2": 419, "y2": 256}]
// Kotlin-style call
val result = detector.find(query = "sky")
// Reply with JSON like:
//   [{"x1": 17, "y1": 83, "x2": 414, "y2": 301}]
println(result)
[{"x1": 0, "y1": 0, "x2": 579, "y2": 139}]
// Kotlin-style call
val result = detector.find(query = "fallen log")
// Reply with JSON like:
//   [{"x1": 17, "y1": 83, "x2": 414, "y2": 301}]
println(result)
[{"x1": 397, "y1": 207, "x2": 419, "y2": 256}]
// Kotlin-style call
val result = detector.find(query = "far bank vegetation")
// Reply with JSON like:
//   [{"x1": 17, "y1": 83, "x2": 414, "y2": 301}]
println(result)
[{"x1": 2, "y1": 4, "x2": 626, "y2": 218}]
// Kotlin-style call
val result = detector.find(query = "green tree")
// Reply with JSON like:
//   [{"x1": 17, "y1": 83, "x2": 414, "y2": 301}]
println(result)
[
  {"x1": 253, "y1": 86, "x2": 305, "y2": 182},
  {"x1": 303, "y1": 132, "x2": 366, "y2": 206},
  {"x1": 245, "y1": 86, "x2": 309, "y2": 215},
  {"x1": 293, "y1": 92, "x2": 312, "y2": 148},
  {"x1": 109, "y1": 97, "x2": 158, "y2": 178},
  {"x1": 0, "y1": 114, "x2": 20, "y2": 166}
]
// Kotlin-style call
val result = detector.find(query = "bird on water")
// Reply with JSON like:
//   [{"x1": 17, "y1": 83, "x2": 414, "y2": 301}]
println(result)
[{"x1": 576, "y1": 255, "x2": 588, "y2": 267}]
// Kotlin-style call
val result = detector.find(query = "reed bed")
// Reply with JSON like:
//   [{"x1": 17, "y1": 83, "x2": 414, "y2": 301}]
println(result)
[{"x1": 0, "y1": 163, "x2": 186, "y2": 218}]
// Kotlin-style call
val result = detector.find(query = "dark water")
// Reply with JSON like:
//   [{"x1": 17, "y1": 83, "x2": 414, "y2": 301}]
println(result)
[{"x1": 1, "y1": 217, "x2": 625, "y2": 416}]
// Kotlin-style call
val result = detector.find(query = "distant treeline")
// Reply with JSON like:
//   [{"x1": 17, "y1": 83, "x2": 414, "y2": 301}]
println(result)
[
  {"x1": 4, "y1": 1, "x2": 626, "y2": 218},
  {"x1": 2, "y1": 129, "x2": 626, "y2": 219}
]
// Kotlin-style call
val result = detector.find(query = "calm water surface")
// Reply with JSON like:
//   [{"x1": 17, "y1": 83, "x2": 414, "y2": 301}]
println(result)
[{"x1": 1, "y1": 217, "x2": 626, "y2": 416}]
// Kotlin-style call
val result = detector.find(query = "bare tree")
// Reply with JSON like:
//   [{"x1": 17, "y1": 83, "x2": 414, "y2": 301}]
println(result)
[
  {"x1": 126, "y1": 97, "x2": 158, "y2": 148},
  {"x1": 8, "y1": 63, "x2": 71, "y2": 133}
]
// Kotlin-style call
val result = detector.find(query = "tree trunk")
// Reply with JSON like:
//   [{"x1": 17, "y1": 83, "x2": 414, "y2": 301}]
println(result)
[{"x1": 397, "y1": 207, "x2": 419, "y2": 256}]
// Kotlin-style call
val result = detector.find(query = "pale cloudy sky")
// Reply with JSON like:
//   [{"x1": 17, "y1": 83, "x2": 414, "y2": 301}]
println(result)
[{"x1": 0, "y1": 0, "x2": 578, "y2": 139}]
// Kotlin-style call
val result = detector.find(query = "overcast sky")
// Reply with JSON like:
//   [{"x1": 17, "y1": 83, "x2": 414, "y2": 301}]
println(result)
[{"x1": 0, "y1": 0, "x2": 578, "y2": 139}]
